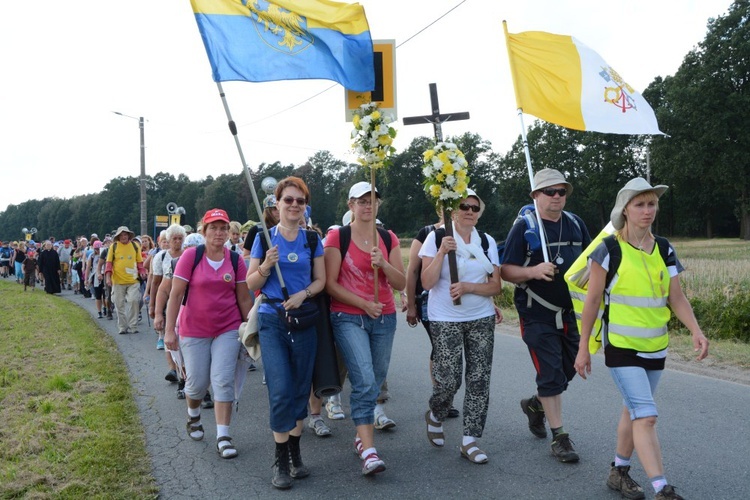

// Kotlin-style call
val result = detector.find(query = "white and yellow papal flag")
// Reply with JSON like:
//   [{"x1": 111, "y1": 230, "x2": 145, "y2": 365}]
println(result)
[{"x1": 504, "y1": 25, "x2": 664, "y2": 135}]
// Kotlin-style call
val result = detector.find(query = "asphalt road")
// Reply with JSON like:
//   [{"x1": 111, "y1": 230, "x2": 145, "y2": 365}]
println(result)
[{"x1": 63, "y1": 290, "x2": 749, "y2": 499}]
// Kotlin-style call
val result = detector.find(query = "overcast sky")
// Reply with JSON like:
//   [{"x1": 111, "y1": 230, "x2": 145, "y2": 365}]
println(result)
[{"x1": 0, "y1": 0, "x2": 732, "y2": 213}]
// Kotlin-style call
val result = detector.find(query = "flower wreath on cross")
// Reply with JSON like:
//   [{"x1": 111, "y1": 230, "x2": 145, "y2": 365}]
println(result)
[
  {"x1": 421, "y1": 141, "x2": 470, "y2": 305},
  {"x1": 351, "y1": 102, "x2": 397, "y2": 170},
  {"x1": 422, "y1": 142, "x2": 470, "y2": 212}
]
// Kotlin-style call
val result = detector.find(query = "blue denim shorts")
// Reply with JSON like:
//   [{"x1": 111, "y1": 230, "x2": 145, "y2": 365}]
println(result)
[
  {"x1": 331, "y1": 312, "x2": 396, "y2": 427},
  {"x1": 609, "y1": 366, "x2": 662, "y2": 420}
]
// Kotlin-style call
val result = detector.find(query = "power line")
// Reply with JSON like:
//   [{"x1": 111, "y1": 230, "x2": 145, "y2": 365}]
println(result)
[{"x1": 237, "y1": 0, "x2": 469, "y2": 128}]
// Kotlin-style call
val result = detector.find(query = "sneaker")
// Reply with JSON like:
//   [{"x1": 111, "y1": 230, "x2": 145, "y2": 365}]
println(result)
[
  {"x1": 550, "y1": 432, "x2": 579, "y2": 463},
  {"x1": 655, "y1": 485, "x2": 684, "y2": 500},
  {"x1": 98, "y1": 312, "x2": 103, "y2": 319},
  {"x1": 177, "y1": 389, "x2": 185, "y2": 399},
  {"x1": 374, "y1": 412, "x2": 396, "y2": 430},
  {"x1": 156, "y1": 338, "x2": 165, "y2": 350},
  {"x1": 307, "y1": 416, "x2": 331, "y2": 437},
  {"x1": 202, "y1": 392, "x2": 214, "y2": 409},
  {"x1": 520, "y1": 395, "x2": 547, "y2": 438},
  {"x1": 361, "y1": 452, "x2": 386, "y2": 475},
  {"x1": 325, "y1": 398, "x2": 345, "y2": 420},
  {"x1": 607, "y1": 463, "x2": 645, "y2": 499},
  {"x1": 165, "y1": 369, "x2": 178, "y2": 383}
]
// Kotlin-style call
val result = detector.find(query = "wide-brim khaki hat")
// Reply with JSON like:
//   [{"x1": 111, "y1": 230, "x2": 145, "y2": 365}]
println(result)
[
  {"x1": 530, "y1": 168, "x2": 573, "y2": 197},
  {"x1": 113, "y1": 226, "x2": 135, "y2": 239},
  {"x1": 610, "y1": 177, "x2": 668, "y2": 230}
]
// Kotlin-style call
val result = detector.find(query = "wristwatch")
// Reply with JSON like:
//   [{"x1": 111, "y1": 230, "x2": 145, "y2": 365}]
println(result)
[{"x1": 305, "y1": 288, "x2": 312, "y2": 298}]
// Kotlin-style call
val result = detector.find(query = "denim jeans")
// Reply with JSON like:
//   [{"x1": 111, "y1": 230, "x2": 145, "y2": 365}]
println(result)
[
  {"x1": 331, "y1": 312, "x2": 397, "y2": 426},
  {"x1": 609, "y1": 366, "x2": 663, "y2": 420},
  {"x1": 259, "y1": 312, "x2": 317, "y2": 433}
]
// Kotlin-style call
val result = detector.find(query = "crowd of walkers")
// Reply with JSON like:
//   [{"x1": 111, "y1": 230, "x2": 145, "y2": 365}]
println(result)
[{"x1": 3, "y1": 171, "x2": 709, "y2": 499}]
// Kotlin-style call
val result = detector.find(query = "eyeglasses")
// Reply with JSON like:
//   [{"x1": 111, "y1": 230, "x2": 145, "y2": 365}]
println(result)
[
  {"x1": 541, "y1": 187, "x2": 567, "y2": 197},
  {"x1": 354, "y1": 198, "x2": 378, "y2": 207},
  {"x1": 281, "y1": 196, "x2": 307, "y2": 206},
  {"x1": 458, "y1": 203, "x2": 481, "y2": 213}
]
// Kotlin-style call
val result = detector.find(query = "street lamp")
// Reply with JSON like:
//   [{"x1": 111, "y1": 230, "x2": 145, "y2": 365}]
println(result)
[{"x1": 113, "y1": 111, "x2": 147, "y2": 236}]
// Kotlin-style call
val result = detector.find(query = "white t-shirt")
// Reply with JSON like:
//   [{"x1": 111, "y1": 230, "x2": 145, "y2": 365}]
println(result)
[{"x1": 419, "y1": 228, "x2": 500, "y2": 322}]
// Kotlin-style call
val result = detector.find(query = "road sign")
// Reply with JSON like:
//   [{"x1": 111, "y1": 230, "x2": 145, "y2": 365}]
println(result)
[{"x1": 345, "y1": 40, "x2": 396, "y2": 121}]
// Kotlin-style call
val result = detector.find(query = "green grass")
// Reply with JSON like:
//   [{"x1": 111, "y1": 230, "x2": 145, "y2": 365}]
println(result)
[{"x1": 0, "y1": 280, "x2": 157, "y2": 499}]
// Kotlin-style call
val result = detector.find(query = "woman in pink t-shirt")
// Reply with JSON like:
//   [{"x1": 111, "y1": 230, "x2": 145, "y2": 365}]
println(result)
[
  {"x1": 164, "y1": 208, "x2": 252, "y2": 459},
  {"x1": 324, "y1": 182, "x2": 405, "y2": 476}
]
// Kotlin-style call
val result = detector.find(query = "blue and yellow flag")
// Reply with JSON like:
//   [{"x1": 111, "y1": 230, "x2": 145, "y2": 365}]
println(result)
[{"x1": 191, "y1": 0, "x2": 375, "y2": 91}]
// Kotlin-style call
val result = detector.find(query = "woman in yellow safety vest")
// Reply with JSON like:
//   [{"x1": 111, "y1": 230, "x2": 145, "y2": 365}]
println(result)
[{"x1": 574, "y1": 178, "x2": 709, "y2": 500}]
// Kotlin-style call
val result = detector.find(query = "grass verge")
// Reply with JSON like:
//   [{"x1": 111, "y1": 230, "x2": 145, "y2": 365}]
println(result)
[{"x1": 0, "y1": 280, "x2": 157, "y2": 499}]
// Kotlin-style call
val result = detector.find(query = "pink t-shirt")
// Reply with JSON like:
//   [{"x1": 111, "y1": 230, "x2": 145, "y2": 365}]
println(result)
[
  {"x1": 325, "y1": 228, "x2": 398, "y2": 315},
  {"x1": 174, "y1": 246, "x2": 247, "y2": 338}
]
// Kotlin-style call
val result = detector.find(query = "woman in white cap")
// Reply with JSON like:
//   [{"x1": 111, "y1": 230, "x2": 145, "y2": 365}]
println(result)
[
  {"x1": 418, "y1": 189, "x2": 502, "y2": 464},
  {"x1": 324, "y1": 181, "x2": 405, "y2": 476},
  {"x1": 574, "y1": 178, "x2": 709, "y2": 500}
]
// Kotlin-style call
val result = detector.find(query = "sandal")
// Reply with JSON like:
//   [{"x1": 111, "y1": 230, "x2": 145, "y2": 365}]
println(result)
[
  {"x1": 216, "y1": 436, "x2": 238, "y2": 459},
  {"x1": 460, "y1": 442, "x2": 488, "y2": 464},
  {"x1": 353, "y1": 436, "x2": 364, "y2": 457},
  {"x1": 186, "y1": 415, "x2": 204, "y2": 441},
  {"x1": 425, "y1": 410, "x2": 444, "y2": 447}
]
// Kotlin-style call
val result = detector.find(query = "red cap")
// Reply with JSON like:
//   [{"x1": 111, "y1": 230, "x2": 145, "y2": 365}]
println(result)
[
  {"x1": 64, "y1": 239, "x2": 71, "y2": 244},
  {"x1": 202, "y1": 208, "x2": 230, "y2": 224}
]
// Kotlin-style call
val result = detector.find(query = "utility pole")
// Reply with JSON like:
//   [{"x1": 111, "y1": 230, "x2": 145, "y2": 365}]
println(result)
[{"x1": 113, "y1": 112, "x2": 147, "y2": 236}]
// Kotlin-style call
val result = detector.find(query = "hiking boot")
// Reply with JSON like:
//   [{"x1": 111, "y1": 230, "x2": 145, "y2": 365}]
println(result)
[
  {"x1": 607, "y1": 463, "x2": 645, "y2": 499},
  {"x1": 550, "y1": 432, "x2": 579, "y2": 463},
  {"x1": 655, "y1": 485, "x2": 684, "y2": 500},
  {"x1": 520, "y1": 395, "x2": 547, "y2": 438},
  {"x1": 272, "y1": 442, "x2": 292, "y2": 489},
  {"x1": 287, "y1": 436, "x2": 310, "y2": 479}
]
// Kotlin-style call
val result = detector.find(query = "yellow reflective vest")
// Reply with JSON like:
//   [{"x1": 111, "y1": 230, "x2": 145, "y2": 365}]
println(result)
[{"x1": 604, "y1": 239, "x2": 670, "y2": 353}]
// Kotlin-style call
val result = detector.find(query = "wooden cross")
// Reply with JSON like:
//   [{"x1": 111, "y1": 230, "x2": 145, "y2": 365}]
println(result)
[
  {"x1": 403, "y1": 83, "x2": 470, "y2": 141},
  {"x1": 403, "y1": 83, "x2": 471, "y2": 305}
]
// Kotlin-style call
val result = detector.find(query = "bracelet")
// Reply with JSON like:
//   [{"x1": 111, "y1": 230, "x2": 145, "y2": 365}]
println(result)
[
  {"x1": 257, "y1": 267, "x2": 270, "y2": 277},
  {"x1": 305, "y1": 288, "x2": 312, "y2": 298}
]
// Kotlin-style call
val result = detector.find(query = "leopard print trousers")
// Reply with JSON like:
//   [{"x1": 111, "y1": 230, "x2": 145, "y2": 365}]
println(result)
[{"x1": 429, "y1": 315, "x2": 495, "y2": 437}]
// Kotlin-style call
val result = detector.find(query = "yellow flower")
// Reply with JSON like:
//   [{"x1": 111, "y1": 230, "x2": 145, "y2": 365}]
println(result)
[
  {"x1": 441, "y1": 163, "x2": 455, "y2": 176},
  {"x1": 455, "y1": 181, "x2": 467, "y2": 193},
  {"x1": 436, "y1": 173, "x2": 445, "y2": 182},
  {"x1": 378, "y1": 134, "x2": 393, "y2": 146},
  {"x1": 371, "y1": 111, "x2": 381, "y2": 121},
  {"x1": 429, "y1": 184, "x2": 442, "y2": 197},
  {"x1": 423, "y1": 149, "x2": 435, "y2": 161},
  {"x1": 456, "y1": 169, "x2": 467, "y2": 180},
  {"x1": 353, "y1": 114, "x2": 360, "y2": 128},
  {"x1": 437, "y1": 151, "x2": 450, "y2": 164}
]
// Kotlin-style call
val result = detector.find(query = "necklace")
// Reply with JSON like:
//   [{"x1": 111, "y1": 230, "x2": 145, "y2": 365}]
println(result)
[
  {"x1": 277, "y1": 223, "x2": 300, "y2": 232},
  {"x1": 542, "y1": 217, "x2": 564, "y2": 265}
]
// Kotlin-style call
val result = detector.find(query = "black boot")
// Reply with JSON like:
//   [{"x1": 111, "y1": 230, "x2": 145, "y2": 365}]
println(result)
[
  {"x1": 287, "y1": 434, "x2": 310, "y2": 479},
  {"x1": 272, "y1": 441, "x2": 292, "y2": 489}
]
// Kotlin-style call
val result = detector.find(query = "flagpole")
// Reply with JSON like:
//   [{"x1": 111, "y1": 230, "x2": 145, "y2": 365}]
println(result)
[
  {"x1": 215, "y1": 82, "x2": 289, "y2": 298},
  {"x1": 503, "y1": 21, "x2": 550, "y2": 262}
]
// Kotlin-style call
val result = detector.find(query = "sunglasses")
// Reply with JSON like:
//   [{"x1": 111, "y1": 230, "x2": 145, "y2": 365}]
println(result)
[
  {"x1": 281, "y1": 196, "x2": 307, "y2": 205},
  {"x1": 541, "y1": 187, "x2": 567, "y2": 197},
  {"x1": 458, "y1": 203, "x2": 481, "y2": 213}
]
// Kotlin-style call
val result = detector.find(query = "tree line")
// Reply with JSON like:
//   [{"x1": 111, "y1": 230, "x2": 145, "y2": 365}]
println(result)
[{"x1": 2, "y1": 0, "x2": 748, "y2": 242}]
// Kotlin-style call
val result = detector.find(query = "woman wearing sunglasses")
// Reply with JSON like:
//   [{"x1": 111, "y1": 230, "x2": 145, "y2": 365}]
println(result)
[
  {"x1": 418, "y1": 188, "x2": 502, "y2": 464},
  {"x1": 324, "y1": 181, "x2": 405, "y2": 476},
  {"x1": 247, "y1": 176, "x2": 326, "y2": 490}
]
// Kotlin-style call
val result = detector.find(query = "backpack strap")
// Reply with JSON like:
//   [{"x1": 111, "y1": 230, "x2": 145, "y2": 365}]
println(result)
[
  {"x1": 654, "y1": 235, "x2": 670, "y2": 265},
  {"x1": 338, "y1": 225, "x2": 392, "y2": 258}
]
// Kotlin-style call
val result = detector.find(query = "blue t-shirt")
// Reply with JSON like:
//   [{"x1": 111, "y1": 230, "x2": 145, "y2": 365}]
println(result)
[
  {"x1": 502, "y1": 212, "x2": 591, "y2": 322},
  {"x1": 251, "y1": 227, "x2": 323, "y2": 315}
]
